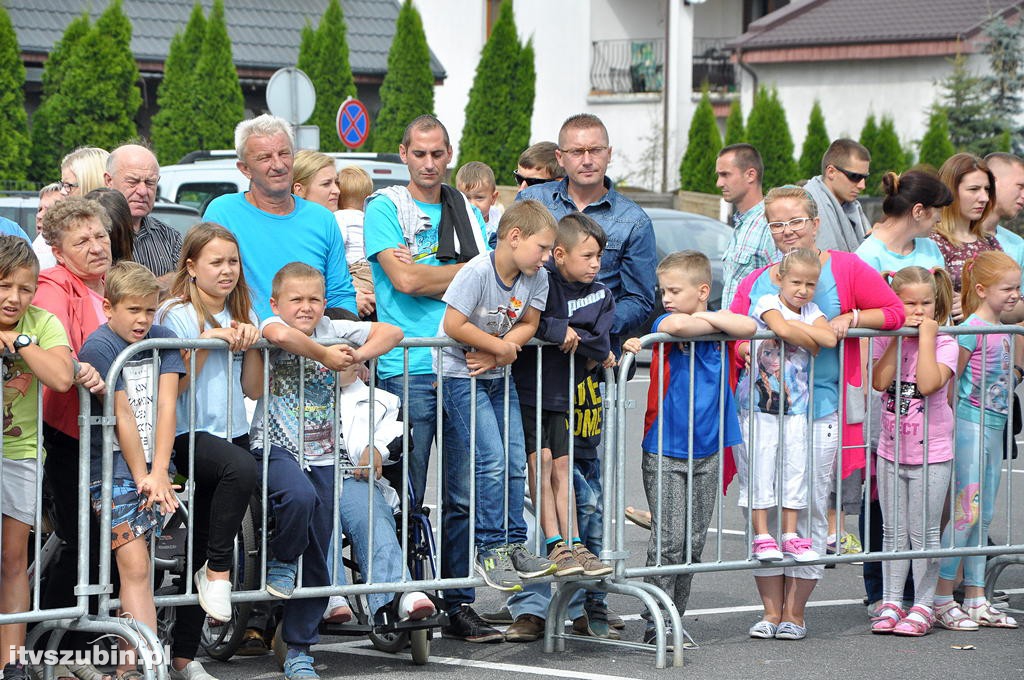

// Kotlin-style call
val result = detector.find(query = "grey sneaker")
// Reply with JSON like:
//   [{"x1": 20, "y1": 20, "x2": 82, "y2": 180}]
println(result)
[
  {"x1": 475, "y1": 546, "x2": 522, "y2": 592},
  {"x1": 478, "y1": 605, "x2": 515, "y2": 625},
  {"x1": 507, "y1": 542, "x2": 558, "y2": 579}
]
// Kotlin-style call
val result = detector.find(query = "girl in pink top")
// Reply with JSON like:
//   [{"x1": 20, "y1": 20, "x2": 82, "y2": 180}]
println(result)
[{"x1": 869, "y1": 266, "x2": 957, "y2": 636}]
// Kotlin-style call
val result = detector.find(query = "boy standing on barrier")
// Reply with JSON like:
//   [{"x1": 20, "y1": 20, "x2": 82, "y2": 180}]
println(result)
[
  {"x1": 0, "y1": 237, "x2": 76, "y2": 680},
  {"x1": 438, "y1": 200, "x2": 559, "y2": 593},
  {"x1": 79, "y1": 261, "x2": 185, "y2": 679},
  {"x1": 248, "y1": 262, "x2": 401, "y2": 680},
  {"x1": 623, "y1": 251, "x2": 756, "y2": 649},
  {"x1": 504, "y1": 213, "x2": 616, "y2": 641}
]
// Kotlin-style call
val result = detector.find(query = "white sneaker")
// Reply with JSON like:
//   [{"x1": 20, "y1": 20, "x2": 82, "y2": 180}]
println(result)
[
  {"x1": 323, "y1": 595, "x2": 352, "y2": 623},
  {"x1": 169, "y1": 660, "x2": 218, "y2": 680},
  {"x1": 398, "y1": 591, "x2": 435, "y2": 621},
  {"x1": 194, "y1": 563, "x2": 232, "y2": 623}
]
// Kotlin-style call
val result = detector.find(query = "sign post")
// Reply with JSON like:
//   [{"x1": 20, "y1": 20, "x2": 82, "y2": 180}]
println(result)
[
  {"x1": 265, "y1": 67, "x2": 317, "y2": 149},
  {"x1": 337, "y1": 98, "x2": 371, "y2": 150}
]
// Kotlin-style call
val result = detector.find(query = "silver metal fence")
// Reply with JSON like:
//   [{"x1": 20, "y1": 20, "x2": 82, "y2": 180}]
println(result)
[
  {"x1": 8, "y1": 323, "x2": 1024, "y2": 674},
  {"x1": 611, "y1": 325, "x2": 1024, "y2": 667}
]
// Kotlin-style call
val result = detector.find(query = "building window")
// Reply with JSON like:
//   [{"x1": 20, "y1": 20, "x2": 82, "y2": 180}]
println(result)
[{"x1": 591, "y1": 38, "x2": 664, "y2": 94}]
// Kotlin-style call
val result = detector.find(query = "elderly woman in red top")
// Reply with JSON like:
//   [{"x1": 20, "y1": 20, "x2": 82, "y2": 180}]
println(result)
[{"x1": 31, "y1": 197, "x2": 110, "y2": 635}]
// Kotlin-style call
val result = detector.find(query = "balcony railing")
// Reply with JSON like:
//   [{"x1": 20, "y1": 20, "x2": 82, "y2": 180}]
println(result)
[
  {"x1": 693, "y1": 37, "x2": 737, "y2": 92},
  {"x1": 591, "y1": 38, "x2": 665, "y2": 94},
  {"x1": 590, "y1": 37, "x2": 738, "y2": 96}
]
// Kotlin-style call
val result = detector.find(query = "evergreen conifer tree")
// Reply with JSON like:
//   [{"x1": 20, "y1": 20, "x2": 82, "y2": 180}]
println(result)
[
  {"x1": 458, "y1": 0, "x2": 533, "y2": 177},
  {"x1": 0, "y1": 3, "x2": 30, "y2": 182},
  {"x1": 297, "y1": 0, "x2": 357, "y2": 152},
  {"x1": 193, "y1": 0, "x2": 245, "y2": 151},
  {"x1": 151, "y1": 3, "x2": 206, "y2": 164},
  {"x1": 798, "y1": 101, "x2": 829, "y2": 180},
  {"x1": 746, "y1": 86, "x2": 797, "y2": 188},
  {"x1": 28, "y1": 14, "x2": 90, "y2": 183},
  {"x1": 867, "y1": 116, "x2": 907, "y2": 194},
  {"x1": 678, "y1": 88, "x2": 721, "y2": 193},
  {"x1": 918, "y1": 106, "x2": 956, "y2": 170},
  {"x1": 983, "y1": 15, "x2": 1024, "y2": 153},
  {"x1": 724, "y1": 99, "x2": 744, "y2": 146},
  {"x1": 370, "y1": 0, "x2": 434, "y2": 152},
  {"x1": 54, "y1": 0, "x2": 141, "y2": 153},
  {"x1": 859, "y1": 114, "x2": 879, "y2": 157},
  {"x1": 940, "y1": 52, "x2": 1000, "y2": 155}
]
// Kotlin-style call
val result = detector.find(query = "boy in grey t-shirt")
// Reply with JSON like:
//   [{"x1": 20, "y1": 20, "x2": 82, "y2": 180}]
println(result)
[{"x1": 439, "y1": 200, "x2": 559, "y2": 592}]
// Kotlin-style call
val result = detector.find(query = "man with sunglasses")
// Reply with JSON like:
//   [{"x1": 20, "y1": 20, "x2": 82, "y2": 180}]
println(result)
[
  {"x1": 803, "y1": 138, "x2": 872, "y2": 252},
  {"x1": 514, "y1": 142, "x2": 564, "y2": 193}
]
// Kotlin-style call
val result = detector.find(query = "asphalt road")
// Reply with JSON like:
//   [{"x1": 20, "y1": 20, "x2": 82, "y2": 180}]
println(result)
[{"x1": 197, "y1": 373, "x2": 1024, "y2": 680}]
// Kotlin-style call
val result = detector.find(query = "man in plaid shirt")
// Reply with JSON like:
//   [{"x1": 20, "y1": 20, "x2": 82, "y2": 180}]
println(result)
[{"x1": 717, "y1": 144, "x2": 776, "y2": 309}]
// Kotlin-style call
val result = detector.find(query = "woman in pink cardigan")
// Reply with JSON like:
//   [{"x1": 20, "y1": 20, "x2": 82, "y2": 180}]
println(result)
[{"x1": 729, "y1": 186, "x2": 904, "y2": 641}]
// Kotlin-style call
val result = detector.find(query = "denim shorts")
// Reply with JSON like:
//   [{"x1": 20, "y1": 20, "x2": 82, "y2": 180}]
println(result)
[{"x1": 90, "y1": 477, "x2": 160, "y2": 550}]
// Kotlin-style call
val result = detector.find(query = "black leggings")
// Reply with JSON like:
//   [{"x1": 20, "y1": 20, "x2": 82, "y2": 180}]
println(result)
[{"x1": 170, "y1": 432, "x2": 258, "y2": 660}]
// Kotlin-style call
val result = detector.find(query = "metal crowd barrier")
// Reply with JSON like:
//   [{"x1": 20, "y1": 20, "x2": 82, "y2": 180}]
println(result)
[
  {"x1": 11, "y1": 324, "x2": 1023, "y2": 675},
  {"x1": 611, "y1": 325, "x2": 1024, "y2": 667}
]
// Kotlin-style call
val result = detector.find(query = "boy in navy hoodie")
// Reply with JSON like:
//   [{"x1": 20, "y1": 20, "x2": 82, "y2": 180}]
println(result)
[{"x1": 505, "y1": 213, "x2": 617, "y2": 638}]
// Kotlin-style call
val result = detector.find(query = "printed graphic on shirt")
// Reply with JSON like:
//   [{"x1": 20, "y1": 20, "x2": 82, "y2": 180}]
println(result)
[
  {"x1": 479, "y1": 296, "x2": 524, "y2": 337},
  {"x1": 412, "y1": 222, "x2": 439, "y2": 263},
  {"x1": 265, "y1": 353, "x2": 337, "y2": 460},
  {"x1": 120, "y1": 359, "x2": 158, "y2": 463},
  {"x1": 965, "y1": 336, "x2": 1011, "y2": 416}
]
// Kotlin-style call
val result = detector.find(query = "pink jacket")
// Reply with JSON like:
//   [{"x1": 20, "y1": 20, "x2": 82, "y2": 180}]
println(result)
[
  {"x1": 729, "y1": 250, "x2": 904, "y2": 485},
  {"x1": 33, "y1": 265, "x2": 106, "y2": 438}
]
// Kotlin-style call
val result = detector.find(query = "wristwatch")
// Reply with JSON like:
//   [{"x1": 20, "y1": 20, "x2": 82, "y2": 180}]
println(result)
[{"x1": 13, "y1": 334, "x2": 32, "y2": 352}]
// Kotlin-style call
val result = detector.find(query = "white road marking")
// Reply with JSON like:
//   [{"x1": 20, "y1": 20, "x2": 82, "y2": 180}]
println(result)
[{"x1": 312, "y1": 638, "x2": 639, "y2": 679}]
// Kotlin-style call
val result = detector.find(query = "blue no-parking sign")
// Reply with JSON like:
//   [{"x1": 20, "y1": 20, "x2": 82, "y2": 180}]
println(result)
[{"x1": 337, "y1": 98, "x2": 370, "y2": 149}]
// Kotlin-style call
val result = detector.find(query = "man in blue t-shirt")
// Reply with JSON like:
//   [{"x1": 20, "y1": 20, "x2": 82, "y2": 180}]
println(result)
[
  {"x1": 363, "y1": 114, "x2": 494, "y2": 642},
  {"x1": 203, "y1": 114, "x2": 357, "y2": 320}
]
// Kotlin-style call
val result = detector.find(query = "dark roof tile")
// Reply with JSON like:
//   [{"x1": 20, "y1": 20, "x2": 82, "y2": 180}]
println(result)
[{"x1": 732, "y1": 0, "x2": 1023, "y2": 50}]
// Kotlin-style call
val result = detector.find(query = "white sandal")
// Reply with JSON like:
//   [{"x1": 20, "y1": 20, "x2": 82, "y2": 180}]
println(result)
[
  {"x1": 934, "y1": 601, "x2": 979, "y2": 630},
  {"x1": 966, "y1": 601, "x2": 1019, "y2": 628}
]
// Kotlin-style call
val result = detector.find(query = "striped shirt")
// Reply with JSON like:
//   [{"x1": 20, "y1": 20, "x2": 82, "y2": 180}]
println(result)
[
  {"x1": 721, "y1": 200, "x2": 775, "y2": 310},
  {"x1": 133, "y1": 215, "x2": 182, "y2": 278}
]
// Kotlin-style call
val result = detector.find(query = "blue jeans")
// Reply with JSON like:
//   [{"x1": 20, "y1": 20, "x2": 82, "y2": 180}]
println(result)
[
  {"x1": 442, "y1": 376, "x2": 528, "y2": 551},
  {"x1": 573, "y1": 457, "x2": 606, "y2": 609},
  {"x1": 378, "y1": 373, "x2": 437, "y2": 505},
  {"x1": 254, "y1": 446, "x2": 334, "y2": 648},
  {"x1": 379, "y1": 372, "x2": 472, "y2": 607},
  {"x1": 327, "y1": 476, "x2": 406, "y2": 614}
]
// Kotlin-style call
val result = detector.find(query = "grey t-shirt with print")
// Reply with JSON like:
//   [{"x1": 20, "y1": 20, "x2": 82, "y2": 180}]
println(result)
[{"x1": 438, "y1": 252, "x2": 548, "y2": 380}]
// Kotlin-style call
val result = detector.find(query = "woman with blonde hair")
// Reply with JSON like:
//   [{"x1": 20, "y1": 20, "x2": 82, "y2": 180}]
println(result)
[
  {"x1": 59, "y1": 146, "x2": 109, "y2": 197},
  {"x1": 292, "y1": 149, "x2": 339, "y2": 212}
]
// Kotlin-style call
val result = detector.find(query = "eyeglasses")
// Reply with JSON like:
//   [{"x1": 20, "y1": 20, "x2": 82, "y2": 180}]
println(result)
[
  {"x1": 512, "y1": 171, "x2": 550, "y2": 187},
  {"x1": 832, "y1": 165, "x2": 869, "y2": 184},
  {"x1": 767, "y1": 217, "x2": 814, "y2": 233},
  {"x1": 559, "y1": 146, "x2": 609, "y2": 159},
  {"x1": 58, "y1": 180, "x2": 79, "y2": 194}
]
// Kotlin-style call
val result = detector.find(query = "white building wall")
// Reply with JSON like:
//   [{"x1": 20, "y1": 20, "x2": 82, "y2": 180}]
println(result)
[
  {"x1": 738, "y1": 52, "x2": 989, "y2": 169},
  {"x1": 419, "y1": 0, "x2": 702, "y2": 191}
]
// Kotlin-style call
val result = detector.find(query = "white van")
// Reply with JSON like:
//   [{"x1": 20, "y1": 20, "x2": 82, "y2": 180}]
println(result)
[{"x1": 158, "y1": 151, "x2": 411, "y2": 213}]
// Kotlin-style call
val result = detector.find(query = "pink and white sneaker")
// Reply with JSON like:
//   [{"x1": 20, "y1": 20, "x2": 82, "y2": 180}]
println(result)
[
  {"x1": 781, "y1": 536, "x2": 819, "y2": 562},
  {"x1": 752, "y1": 537, "x2": 784, "y2": 562}
]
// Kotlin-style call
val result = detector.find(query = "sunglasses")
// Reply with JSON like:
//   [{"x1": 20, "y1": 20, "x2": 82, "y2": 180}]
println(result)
[
  {"x1": 832, "y1": 165, "x2": 869, "y2": 184},
  {"x1": 513, "y1": 171, "x2": 550, "y2": 187}
]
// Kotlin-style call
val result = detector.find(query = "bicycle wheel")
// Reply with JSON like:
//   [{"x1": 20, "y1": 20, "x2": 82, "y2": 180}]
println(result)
[{"x1": 201, "y1": 496, "x2": 260, "y2": 660}]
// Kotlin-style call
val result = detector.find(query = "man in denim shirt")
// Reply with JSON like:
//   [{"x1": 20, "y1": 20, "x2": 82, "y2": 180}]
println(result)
[{"x1": 504, "y1": 113, "x2": 655, "y2": 642}]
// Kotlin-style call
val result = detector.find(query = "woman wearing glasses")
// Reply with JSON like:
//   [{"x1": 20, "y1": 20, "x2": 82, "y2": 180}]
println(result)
[
  {"x1": 33, "y1": 147, "x2": 111, "y2": 269},
  {"x1": 929, "y1": 154, "x2": 1000, "y2": 321},
  {"x1": 729, "y1": 186, "x2": 904, "y2": 641}
]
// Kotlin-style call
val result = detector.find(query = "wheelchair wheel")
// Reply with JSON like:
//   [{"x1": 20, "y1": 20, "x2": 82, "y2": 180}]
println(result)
[
  {"x1": 368, "y1": 628, "x2": 408, "y2": 654},
  {"x1": 201, "y1": 496, "x2": 260, "y2": 660},
  {"x1": 410, "y1": 628, "x2": 430, "y2": 665}
]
